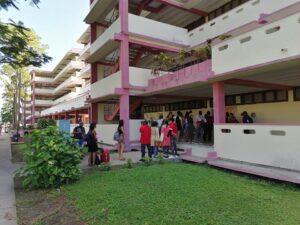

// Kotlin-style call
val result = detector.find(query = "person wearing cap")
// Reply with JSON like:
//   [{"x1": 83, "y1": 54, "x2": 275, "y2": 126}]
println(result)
[{"x1": 73, "y1": 121, "x2": 86, "y2": 148}]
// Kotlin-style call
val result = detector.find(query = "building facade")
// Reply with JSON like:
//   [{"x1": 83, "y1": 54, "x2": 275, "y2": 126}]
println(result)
[{"x1": 82, "y1": 0, "x2": 300, "y2": 173}]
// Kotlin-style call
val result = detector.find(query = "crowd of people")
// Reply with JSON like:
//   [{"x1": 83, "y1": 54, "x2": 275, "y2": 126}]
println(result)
[{"x1": 72, "y1": 110, "x2": 254, "y2": 166}]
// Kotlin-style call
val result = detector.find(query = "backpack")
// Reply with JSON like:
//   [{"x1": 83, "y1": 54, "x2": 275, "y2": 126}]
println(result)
[
  {"x1": 95, "y1": 154, "x2": 101, "y2": 165},
  {"x1": 113, "y1": 131, "x2": 120, "y2": 142}
]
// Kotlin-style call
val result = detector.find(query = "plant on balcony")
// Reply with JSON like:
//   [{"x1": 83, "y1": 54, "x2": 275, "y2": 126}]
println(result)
[
  {"x1": 218, "y1": 34, "x2": 232, "y2": 41},
  {"x1": 17, "y1": 126, "x2": 81, "y2": 189},
  {"x1": 37, "y1": 118, "x2": 56, "y2": 129},
  {"x1": 152, "y1": 52, "x2": 176, "y2": 76}
]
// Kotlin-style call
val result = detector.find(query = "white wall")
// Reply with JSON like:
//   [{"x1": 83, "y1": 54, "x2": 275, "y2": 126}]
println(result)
[
  {"x1": 129, "y1": 14, "x2": 188, "y2": 45},
  {"x1": 90, "y1": 18, "x2": 121, "y2": 55},
  {"x1": 129, "y1": 119, "x2": 143, "y2": 141},
  {"x1": 214, "y1": 124, "x2": 300, "y2": 171},
  {"x1": 189, "y1": 0, "x2": 300, "y2": 47},
  {"x1": 91, "y1": 71, "x2": 121, "y2": 100},
  {"x1": 213, "y1": 13, "x2": 300, "y2": 74},
  {"x1": 129, "y1": 67, "x2": 152, "y2": 87},
  {"x1": 95, "y1": 124, "x2": 118, "y2": 145}
]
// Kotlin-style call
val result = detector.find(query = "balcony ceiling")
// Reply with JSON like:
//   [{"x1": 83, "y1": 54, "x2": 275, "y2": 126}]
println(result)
[{"x1": 52, "y1": 49, "x2": 81, "y2": 75}]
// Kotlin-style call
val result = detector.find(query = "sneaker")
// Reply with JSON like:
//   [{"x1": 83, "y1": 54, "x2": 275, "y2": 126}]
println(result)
[
  {"x1": 139, "y1": 158, "x2": 145, "y2": 162},
  {"x1": 168, "y1": 155, "x2": 175, "y2": 159}
]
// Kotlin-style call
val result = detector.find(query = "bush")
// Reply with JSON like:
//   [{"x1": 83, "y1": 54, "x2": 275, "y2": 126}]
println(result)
[
  {"x1": 37, "y1": 118, "x2": 56, "y2": 129},
  {"x1": 18, "y1": 126, "x2": 81, "y2": 189}
]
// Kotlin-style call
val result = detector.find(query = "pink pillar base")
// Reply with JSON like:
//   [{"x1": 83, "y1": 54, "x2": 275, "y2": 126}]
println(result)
[
  {"x1": 120, "y1": 94, "x2": 130, "y2": 151},
  {"x1": 213, "y1": 82, "x2": 225, "y2": 124}
]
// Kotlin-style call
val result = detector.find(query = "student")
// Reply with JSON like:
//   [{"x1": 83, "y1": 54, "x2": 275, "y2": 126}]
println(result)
[
  {"x1": 228, "y1": 113, "x2": 239, "y2": 123},
  {"x1": 176, "y1": 111, "x2": 183, "y2": 141},
  {"x1": 161, "y1": 120, "x2": 171, "y2": 158},
  {"x1": 225, "y1": 112, "x2": 230, "y2": 123},
  {"x1": 203, "y1": 111, "x2": 213, "y2": 143},
  {"x1": 186, "y1": 111, "x2": 194, "y2": 143},
  {"x1": 87, "y1": 123, "x2": 98, "y2": 166},
  {"x1": 73, "y1": 121, "x2": 86, "y2": 148},
  {"x1": 150, "y1": 121, "x2": 160, "y2": 158},
  {"x1": 140, "y1": 120, "x2": 152, "y2": 160},
  {"x1": 196, "y1": 111, "x2": 206, "y2": 142},
  {"x1": 169, "y1": 118, "x2": 178, "y2": 157},
  {"x1": 241, "y1": 111, "x2": 253, "y2": 123},
  {"x1": 117, "y1": 120, "x2": 125, "y2": 161}
]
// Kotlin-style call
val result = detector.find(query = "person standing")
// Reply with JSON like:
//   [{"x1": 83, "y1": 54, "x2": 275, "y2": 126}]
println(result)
[
  {"x1": 161, "y1": 120, "x2": 171, "y2": 158},
  {"x1": 175, "y1": 111, "x2": 183, "y2": 142},
  {"x1": 241, "y1": 111, "x2": 253, "y2": 123},
  {"x1": 169, "y1": 118, "x2": 178, "y2": 157},
  {"x1": 140, "y1": 120, "x2": 152, "y2": 160},
  {"x1": 187, "y1": 111, "x2": 195, "y2": 143},
  {"x1": 150, "y1": 121, "x2": 160, "y2": 158},
  {"x1": 117, "y1": 120, "x2": 125, "y2": 161},
  {"x1": 73, "y1": 121, "x2": 86, "y2": 148},
  {"x1": 86, "y1": 123, "x2": 98, "y2": 166},
  {"x1": 196, "y1": 111, "x2": 206, "y2": 143},
  {"x1": 203, "y1": 111, "x2": 213, "y2": 143}
]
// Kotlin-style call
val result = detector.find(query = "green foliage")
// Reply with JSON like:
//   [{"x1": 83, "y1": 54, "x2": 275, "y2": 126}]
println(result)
[
  {"x1": 64, "y1": 164, "x2": 300, "y2": 225},
  {"x1": 125, "y1": 158, "x2": 133, "y2": 169},
  {"x1": 157, "y1": 153, "x2": 164, "y2": 164},
  {"x1": 99, "y1": 162, "x2": 111, "y2": 171},
  {"x1": 37, "y1": 118, "x2": 56, "y2": 129},
  {"x1": 18, "y1": 126, "x2": 81, "y2": 189},
  {"x1": 142, "y1": 156, "x2": 152, "y2": 166},
  {"x1": 0, "y1": 0, "x2": 40, "y2": 11},
  {"x1": 26, "y1": 124, "x2": 34, "y2": 130}
]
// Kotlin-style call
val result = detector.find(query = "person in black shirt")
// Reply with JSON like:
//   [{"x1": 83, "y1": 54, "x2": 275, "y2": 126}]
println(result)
[{"x1": 73, "y1": 122, "x2": 86, "y2": 148}]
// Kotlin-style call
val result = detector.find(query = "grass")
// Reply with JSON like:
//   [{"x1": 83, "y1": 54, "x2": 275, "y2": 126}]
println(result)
[{"x1": 64, "y1": 163, "x2": 300, "y2": 225}]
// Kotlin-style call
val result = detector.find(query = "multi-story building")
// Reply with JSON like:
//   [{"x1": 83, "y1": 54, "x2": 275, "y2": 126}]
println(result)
[
  {"x1": 79, "y1": 0, "x2": 300, "y2": 182},
  {"x1": 29, "y1": 47, "x2": 90, "y2": 126}
]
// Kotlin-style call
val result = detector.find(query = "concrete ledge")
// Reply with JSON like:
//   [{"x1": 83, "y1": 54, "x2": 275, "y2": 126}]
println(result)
[
  {"x1": 180, "y1": 155, "x2": 206, "y2": 164},
  {"x1": 208, "y1": 160, "x2": 300, "y2": 185}
]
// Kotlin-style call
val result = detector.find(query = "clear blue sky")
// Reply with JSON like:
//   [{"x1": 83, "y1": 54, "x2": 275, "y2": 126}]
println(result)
[{"x1": 0, "y1": 0, "x2": 90, "y2": 111}]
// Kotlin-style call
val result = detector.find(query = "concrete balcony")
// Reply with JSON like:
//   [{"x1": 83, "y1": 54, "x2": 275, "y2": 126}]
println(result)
[
  {"x1": 85, "y1": 0, "x2": 118, "y2": 24},
  {"x1": 87, "y1": 17, "x2": 121, "y2": 63},
  {"x1": 78, "y1": 64, "x2": 90, "y2": 79},
  {"x1": 32, "y1": 76, "x2": 53, "y2": 83},
  {"x1": 35, "y1": 88, "x2": 54, "y2": 95},
  {"x1": 91, "y1": 67, "x2": 152, "y2": 101},
  {"x1": 212, "y1": 11, "x2": 300, "y2": 75},
  {"x1": 53, "y1": 92, "x2": 77, "y2": 105},
  {"x1": 41, "y1": 93, "x2": 89, "y2": 116},
  {"x1": 35, "y1": 99, "x2": 53, "y2": 107},
  {"x1": 188, "y1": 0, "x2": 300, "y2": 47},
  {"x1": 53, "y1": 61, "x2": 85, "y2": 83},
  {"x1": 128, "y1": 14, "x2": 188, "y2": 46},
  {"x1": 79, "y1": 43, "x2": 90, "y2": 61},
  {"x1": 54, "y1": 76, "x2": 84, "y2": 94}
]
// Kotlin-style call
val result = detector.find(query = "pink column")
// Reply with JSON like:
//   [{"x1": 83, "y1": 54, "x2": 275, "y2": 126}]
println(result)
[
  {"x1": 119, "y1": 0, "x2": 130, "y2": 150},
  {"x1": 212, "y1": 82, "x2": 225, "y2": 124}
]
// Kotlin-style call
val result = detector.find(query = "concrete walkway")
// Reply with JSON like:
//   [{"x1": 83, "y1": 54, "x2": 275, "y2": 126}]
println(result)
[{"x1": 0, "y1": 134, "x2": 18, "y2": 225}]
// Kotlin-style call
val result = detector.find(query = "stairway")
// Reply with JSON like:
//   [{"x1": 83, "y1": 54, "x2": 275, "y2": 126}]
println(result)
[{"x1": 104, "y1": 97, "x2": 143, "y2": 121}]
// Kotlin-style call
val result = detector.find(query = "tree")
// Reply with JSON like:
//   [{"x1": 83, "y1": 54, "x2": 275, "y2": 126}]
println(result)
[
  {"x1": 0, "y1": 0, "x2": 51, "y2": 68},
  {"x1": 0, "y1": 102, "x2": 13, "y2": 123}
]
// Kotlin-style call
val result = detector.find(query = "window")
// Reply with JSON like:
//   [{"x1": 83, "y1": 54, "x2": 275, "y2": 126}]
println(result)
[
  {"x1": 253, "y1": 92, "x2": 264, "y2": 103},
  {"x1": 294, "y1": 87, "x2": 300, "y2": 101},
  {"x1": 225, "y1": 96, "x2": 235, "y2": 106},
  {"x1": 265, "y1": 91, "x2": 275, "y2": 102},
  {"x1": 243, "y1": 94, "x2": 253, "y2": 104},
  {"x1": 276, "y1": 90, "x2": 288, "y2": 101}
]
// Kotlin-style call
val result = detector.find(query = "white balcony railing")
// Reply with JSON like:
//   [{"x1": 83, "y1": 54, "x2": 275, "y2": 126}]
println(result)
[
  {"x1": 53, "y1": 61, "x2": 85, "y2": 82},
  {"x1": 212, "y1": 12, "x2": 300, "y2": 74},
  {"x1": 32, "y1": 76, "x2": 53, "y2": 83},
  {"x1": 41, "y1": 92, "x2": 89, "y2": 116},
  {"x1": 79, "y1": 43, "x2": 90, "y2": 61},
  {"x1": 188, "y1": 0, "x2": 300, "y2": 47},
  {"x1": 215, "y1": 124, "x2": 300, "y2": 171},
  {"x1": 78, "y1": 64, "x2": 91, "y2": 79},
  {"x1": 35, "y1": 88, "x2": 54, "y2": 95},
  {"x1": 35, "y1": 99, "x2": 53, "y2": 106},
  {"x1": 54, "y1": 76, "x2": 83, "y2": 93},
  {"x1": 91, "y1": 67, "x2": 152, "y2": 100},
  {"x1": 128, "y1": 14, "x2": 188, "y2": 46}
]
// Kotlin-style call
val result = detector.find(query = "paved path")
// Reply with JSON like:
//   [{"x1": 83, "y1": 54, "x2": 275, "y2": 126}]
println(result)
[{"x1": 0, "y1": 134, "x2": 18, "y2": 225}]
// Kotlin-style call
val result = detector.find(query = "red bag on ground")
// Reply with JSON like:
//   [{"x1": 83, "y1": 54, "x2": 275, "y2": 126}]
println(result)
[{"x1": 101, "y1": 149, "x2": 110, "y2": 163}]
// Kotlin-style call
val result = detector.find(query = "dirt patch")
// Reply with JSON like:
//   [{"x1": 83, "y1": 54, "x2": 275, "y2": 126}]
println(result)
[
  {"x1": 15, "y1": 186, "x2": 85, "y2": 225},
  {"x1": 11, "y1": 144, "x2": 24, "y2": 163}
]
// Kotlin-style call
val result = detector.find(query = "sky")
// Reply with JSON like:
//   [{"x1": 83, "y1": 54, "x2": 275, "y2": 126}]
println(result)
[{"x1": 0, "y1": 0, "x2": 90, "y2": 111}]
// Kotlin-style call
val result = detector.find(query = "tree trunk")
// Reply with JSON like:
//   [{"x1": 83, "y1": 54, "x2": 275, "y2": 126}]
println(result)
[{"x1": 17, "y1": 70, "x2": 21, "y2": 131}]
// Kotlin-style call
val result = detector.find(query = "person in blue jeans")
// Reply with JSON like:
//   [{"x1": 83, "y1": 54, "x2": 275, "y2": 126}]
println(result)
[{"x1": 73, "y1": 122, "x2": 86, "y2": 148}]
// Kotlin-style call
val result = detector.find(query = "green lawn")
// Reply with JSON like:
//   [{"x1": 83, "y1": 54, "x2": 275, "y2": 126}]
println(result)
[{"x1": 64, "y1": 163, "x2": 300, "y2": 225}]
